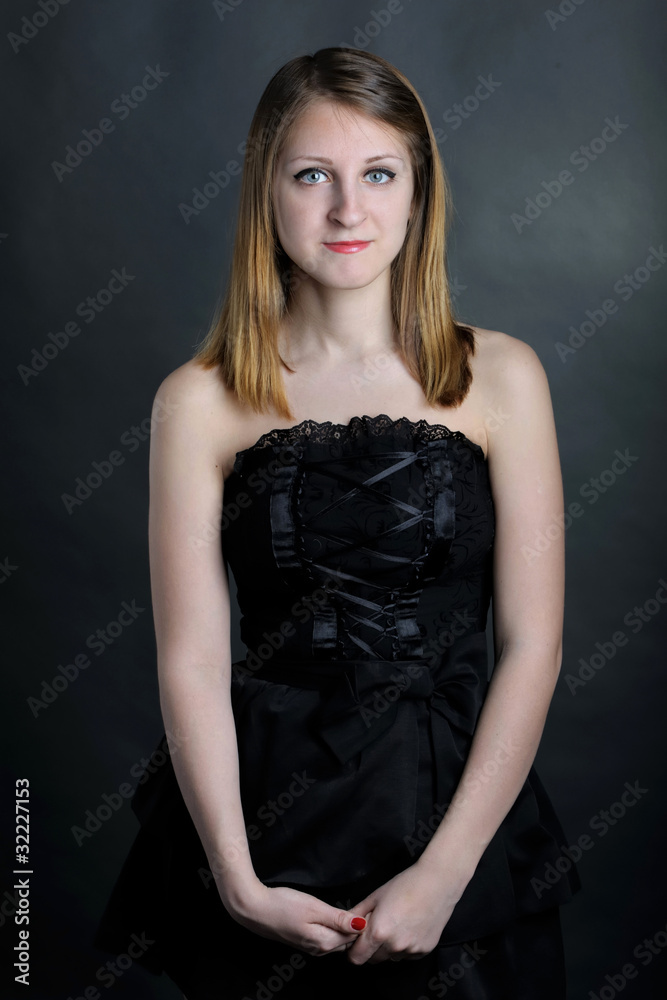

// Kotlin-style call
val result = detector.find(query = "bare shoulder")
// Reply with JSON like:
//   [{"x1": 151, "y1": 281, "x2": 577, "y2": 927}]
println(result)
[
  {"x1": 153, "y1": 357, "x2": 227, "y2": 414},
  {"x1": 151, "y1": 358, "x2": 242, "y2": 469},
  {"x1": 467, "y1": 326, "x2": 556, "y2": 463},
  {"x1": 469, "y1": 325, "x2": 548, "y2": 389}
]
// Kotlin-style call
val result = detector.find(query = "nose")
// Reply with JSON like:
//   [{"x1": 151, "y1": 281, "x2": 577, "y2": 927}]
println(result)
[{"x1": 327, "y1": 175, "x2": 367, "y2": 230}]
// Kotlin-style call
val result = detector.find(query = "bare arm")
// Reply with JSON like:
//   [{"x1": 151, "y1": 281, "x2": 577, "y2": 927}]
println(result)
[
  {"x1": 414, "y1": 334, "x2": 566, "y2": 888},
  {"x1": 148, "y1": 362, "x2": 366, "y2": 955},
  {"x1": 148, "y1": 363, "x2": 261, "y2": 912},
  {"x1": 312, "y1": 332, "x2": 569, "y2": 966}
]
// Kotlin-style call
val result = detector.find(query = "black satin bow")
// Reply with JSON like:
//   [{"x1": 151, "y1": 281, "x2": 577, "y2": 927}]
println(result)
[{"x1": 243, "y1": 629, "x2": 489, "y2": 769}]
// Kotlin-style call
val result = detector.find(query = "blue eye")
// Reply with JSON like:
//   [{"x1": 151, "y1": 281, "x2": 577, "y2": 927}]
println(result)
[
  {"x1": 366, "y1": 168, "x2": 396, "y2": 184},
  {"x1": 293, "y1": 167, "x2": 397, "y2": 185},
  {"x1": 294, "y1": 168, "x2": 328, "y2": 184}
]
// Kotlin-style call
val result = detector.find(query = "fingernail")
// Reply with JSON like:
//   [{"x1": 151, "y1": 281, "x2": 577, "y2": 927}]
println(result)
[{"x1": 350, "y1": 917, "x2": 366, "y2": 930}]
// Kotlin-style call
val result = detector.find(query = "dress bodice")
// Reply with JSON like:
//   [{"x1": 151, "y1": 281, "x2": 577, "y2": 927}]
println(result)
[{"x1": 221, "y1": 413, "x2": 494, "y2": 664}]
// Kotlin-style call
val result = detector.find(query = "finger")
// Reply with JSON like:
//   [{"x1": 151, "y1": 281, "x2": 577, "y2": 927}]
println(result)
[
  {"x1": 368, "y1": 949, "x2": 402, "y2": 965},
  {"x1": 309, "y1": 919, "x2": 366, "y2": 956},
  {"x1": 345, "y1": 938, "x2": 388, "y2": 966},
  {"x1": 317, "y1": 929, "x2": 362, "y2": 953},
  {"x1": 322, "y1": 908, "x2": 369, "y2": 936},
  {"x1": 358, "y1": 936, "x2": 406, "y2": 966},
  {"x1": 329, "y1": 939, "x2": 357, "y2": 954},
  {"x1": 345, "y1": 894, "x2": 374, "y2": 914}
]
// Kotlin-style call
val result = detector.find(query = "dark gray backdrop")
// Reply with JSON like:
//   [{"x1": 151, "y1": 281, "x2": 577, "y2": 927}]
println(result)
[{"x1": 3, "y1": 0, "x2": 666, "y2": 996}]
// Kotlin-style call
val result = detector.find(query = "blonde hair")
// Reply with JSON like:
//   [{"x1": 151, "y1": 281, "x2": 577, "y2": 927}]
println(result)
[{"x1": 194, "y1": 46, "x2": 475, "y2": 418}]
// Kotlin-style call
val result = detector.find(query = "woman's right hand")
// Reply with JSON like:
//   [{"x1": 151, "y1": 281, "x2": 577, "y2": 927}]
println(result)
[{"x1": 225, "y1": 881, "x2": 368, "y2": 958}]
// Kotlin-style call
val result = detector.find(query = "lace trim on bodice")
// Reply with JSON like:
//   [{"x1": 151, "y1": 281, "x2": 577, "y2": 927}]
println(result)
[{"x1": 232, "y1": 412, "x2": 485, "y2": 476}]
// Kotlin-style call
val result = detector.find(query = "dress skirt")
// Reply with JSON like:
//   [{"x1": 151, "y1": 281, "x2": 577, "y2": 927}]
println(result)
[
  {"x1": 95, "y1": 799, "x2": 568, "y2": 1000},
  {"x1": 158, "y1": 867, "x2": 566, "y2": 1000}
]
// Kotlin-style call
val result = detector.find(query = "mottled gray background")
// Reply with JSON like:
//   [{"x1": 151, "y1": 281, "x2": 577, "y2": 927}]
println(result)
[{"x1": 3, "y1": 0, "x2": 666, "y2": 996}]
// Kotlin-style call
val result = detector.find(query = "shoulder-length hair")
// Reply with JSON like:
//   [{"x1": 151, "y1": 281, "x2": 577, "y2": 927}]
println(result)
[{"x1": 194, "y1": 46, "x2": 475, "y2": 418}]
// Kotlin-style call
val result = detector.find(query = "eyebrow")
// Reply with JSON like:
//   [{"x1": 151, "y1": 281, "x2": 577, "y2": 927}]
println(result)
[{"x1": 287, "y1": 154, "x2": 405, "y2": 165}]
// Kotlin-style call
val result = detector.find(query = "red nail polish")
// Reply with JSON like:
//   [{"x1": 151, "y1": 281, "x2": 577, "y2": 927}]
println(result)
[{"x1": 350, "y1": 917, "x2": 366, "y2": 930}]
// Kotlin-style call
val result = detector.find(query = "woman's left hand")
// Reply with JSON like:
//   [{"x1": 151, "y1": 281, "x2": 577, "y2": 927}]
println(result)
[{"x1": 342, "y1": 855, "x2": 469, "y2": 965}]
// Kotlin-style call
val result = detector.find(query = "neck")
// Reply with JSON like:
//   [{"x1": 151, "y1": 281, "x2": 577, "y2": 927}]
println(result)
[{"x1": 280, "y1": 269, "x2": 397, "y2": 366}]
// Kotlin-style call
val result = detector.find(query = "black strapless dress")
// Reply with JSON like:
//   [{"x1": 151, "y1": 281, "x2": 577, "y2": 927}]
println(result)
[{"x1": 94, "y1": 414, "x2": 580, "y2": 998}]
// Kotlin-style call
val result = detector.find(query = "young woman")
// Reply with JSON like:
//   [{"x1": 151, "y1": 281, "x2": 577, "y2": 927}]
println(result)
[{"x1": 95, "y1": 47, "x2": 580, "y2": 998}]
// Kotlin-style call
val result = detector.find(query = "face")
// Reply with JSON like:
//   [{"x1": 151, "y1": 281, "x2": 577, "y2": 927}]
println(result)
[{"x1": 271, "y1": 99, "x2": 415, "y2": 290}]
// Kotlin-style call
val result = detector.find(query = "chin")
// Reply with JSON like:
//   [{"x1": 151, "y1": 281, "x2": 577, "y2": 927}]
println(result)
[{"x1": 319, "y1": 271, "x2": 386, "y2": 290}]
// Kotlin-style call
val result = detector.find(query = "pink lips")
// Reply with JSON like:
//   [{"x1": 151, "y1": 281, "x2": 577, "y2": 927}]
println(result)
[{"x1": 323, "y1": 241, "x2": 371, "y2": 254}]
